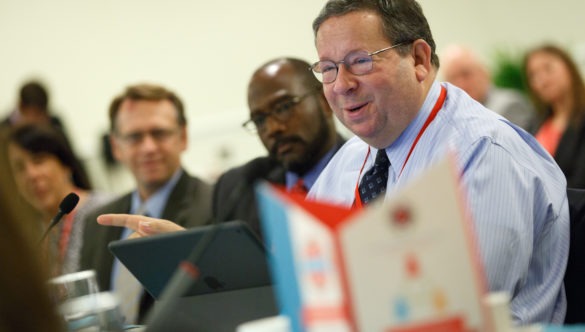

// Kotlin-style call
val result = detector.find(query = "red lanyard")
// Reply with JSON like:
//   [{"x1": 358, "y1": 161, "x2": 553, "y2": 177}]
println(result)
[
  {"x1": 353, "y1": 85, "x2": 447, "y2": 209},
  {"x1": 58, "y1": 212, "x2": 76, "y2": 260}
]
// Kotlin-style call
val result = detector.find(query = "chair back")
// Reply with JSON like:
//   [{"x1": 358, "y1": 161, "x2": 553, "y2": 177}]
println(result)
[{"x1": 565, "y1": 188, "x2": 585, "y2": 324}]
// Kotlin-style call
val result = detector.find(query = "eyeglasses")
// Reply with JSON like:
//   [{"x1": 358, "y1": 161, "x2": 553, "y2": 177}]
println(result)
[
  {"x1": 310, "y1": 43, "x2": 407, "y2": 84},
  {"x1": 242, "y1": 90, "x2": 318, "y2": 133},
  {"x1": 115, "y1": 127, "x2": 180, "y2": 146}
]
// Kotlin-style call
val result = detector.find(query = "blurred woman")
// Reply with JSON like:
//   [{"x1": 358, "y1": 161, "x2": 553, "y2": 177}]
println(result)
[
  {"x1": 524, "y1": 44, "x2": 585, "y2": 188},
  {"x1": 7, "y1": 123, "x2": 113, "y2": 276}
]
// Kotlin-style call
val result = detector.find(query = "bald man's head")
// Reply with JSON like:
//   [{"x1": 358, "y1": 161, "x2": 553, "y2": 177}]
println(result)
[
  {"x1": 441, "y1": 44, "x2": 491, "y2": 103},
  {"x1": 246, "y1": 57, "x2": 337, "y2": 175}
]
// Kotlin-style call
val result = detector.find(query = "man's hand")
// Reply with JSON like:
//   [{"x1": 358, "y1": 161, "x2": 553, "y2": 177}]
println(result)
[{"x1": 97, "y1": 214, "x2": 185, "y2": 238}]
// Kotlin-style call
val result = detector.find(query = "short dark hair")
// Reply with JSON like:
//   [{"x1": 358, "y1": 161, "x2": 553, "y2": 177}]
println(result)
[
  {"x1": 313, "y1": 0, "x2": 440, "y2": 68},
  {"x1": 19, "y1": 81, "x2": 49, "y2": 111},
  {"x1": 9, "y1": 124, "x2": 92, "y2": 190},
  {"x1": 108, "y1": 83, "x2": 186, "y2": 132}
]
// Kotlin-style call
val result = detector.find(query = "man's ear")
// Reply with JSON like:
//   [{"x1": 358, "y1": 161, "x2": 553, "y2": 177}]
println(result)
[
  {"x1": 178, "y1": 126, "x2": 188, "y2": 152},
  {"x1": 412, "y1": 39, "x2": 432, "y2": 82},
  {"x1": 109, "y1": 133, "x2": 123, "y2": 162}
]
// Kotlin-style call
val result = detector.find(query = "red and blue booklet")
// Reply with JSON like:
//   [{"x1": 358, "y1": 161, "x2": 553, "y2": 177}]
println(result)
[{"x1": 256, "y1": 156, "x2": 494, "y2": 332}]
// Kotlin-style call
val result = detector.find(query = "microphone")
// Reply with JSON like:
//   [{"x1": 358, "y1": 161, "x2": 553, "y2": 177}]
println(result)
[
  {"x1": 39, "y1": 192, "x2": 80, "y2": 244},
  {"x1": 145, "y1": 159, "x2": 279, "y2": 331}
]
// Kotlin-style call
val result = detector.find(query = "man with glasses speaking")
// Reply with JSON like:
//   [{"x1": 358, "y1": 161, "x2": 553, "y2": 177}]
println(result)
[
  {"x1": 307, "y1": 0, "x2": 568, "y2": 325},
  {"x1": 80, "y1": 83, "x2": 213, "y2": 325}
]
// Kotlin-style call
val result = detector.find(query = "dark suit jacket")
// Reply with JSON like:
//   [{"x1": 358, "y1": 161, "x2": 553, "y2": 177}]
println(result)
[
  {"x1": 79, "y1": 169, "x2": 212, "y2": 322},
  {"x1": 212, "y1": 134, "x2": 346, "y2": 238},
  {"x1": 212, "y1": 156, "x2": 285, "y2": 237},
  {"x1": 553, "y1": 123, "x2": 585, "y2": 189},
  {"x1": 530, "y1": 114, "x2": 585, "y2": 188}
]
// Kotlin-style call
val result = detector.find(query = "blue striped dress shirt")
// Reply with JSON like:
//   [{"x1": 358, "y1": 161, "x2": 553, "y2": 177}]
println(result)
[{"x1": 308, "y1": 82, "x2": 569, "y2": 325}]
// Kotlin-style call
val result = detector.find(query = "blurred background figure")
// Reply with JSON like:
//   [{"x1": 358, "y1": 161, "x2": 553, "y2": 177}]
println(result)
[
  {"x1": 81, "y1": 83, "x2": 213, "y2": 325},
  {"x1": 7, "y1": 123, "x2": 113, "y2": 277},
  {"x1": 524, "y1": 44, "x2": 585, "y2": 188},
  {"x1": 0, "y1": 80, "x2": 74, "y2": 244},
  {"x1": 441, "y1": 44, "x2": 535, "y2": 130},
  {"x1": 0, "y1": 188, "x2": 63, "y2": 332},
  {"x1": 2, "y1": 80, "x2": 68, "y2": 131}
]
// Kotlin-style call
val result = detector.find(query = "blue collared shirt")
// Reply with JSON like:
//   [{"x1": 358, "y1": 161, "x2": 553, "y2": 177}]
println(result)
[
  {"x1": 285, "y1": 145, "x2": 339, "y2": 192},
  {"x1": 309, "y1": 82, "x2": 569, "y2": 325},
  {"x1": 128, "y1": 168, "x2": 183, "y2": 219},
  {"x1": 111, "y1": 169, "x2": 183, "y2": 290}
]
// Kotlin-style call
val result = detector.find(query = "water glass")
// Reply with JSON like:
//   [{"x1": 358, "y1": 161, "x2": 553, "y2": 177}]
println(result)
[
  {"x1": 58, "y1": 292, "x2": 125, "y2": 332},
  {"x1": 48, "y1": 270, "x2": 100, "y2": 304}
]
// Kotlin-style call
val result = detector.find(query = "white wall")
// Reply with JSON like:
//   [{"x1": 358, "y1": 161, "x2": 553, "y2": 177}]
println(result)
[
  {"x1": 1, "y1": 0, "x2": 584, "y2": 192},
  {"x1": 420, "y1": 0, "x2": 585, "y2": 69}
]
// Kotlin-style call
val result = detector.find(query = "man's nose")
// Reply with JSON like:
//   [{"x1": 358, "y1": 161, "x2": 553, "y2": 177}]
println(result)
[
  {"x1": 332, "y1": 65, "x2": 358, "y2": 95},
  {"x1": 137, "y1": 133, "x2": 159, "y2": 150},
  {"x1": 262, "y1": 115, "x2": 287, "y2": 137}
]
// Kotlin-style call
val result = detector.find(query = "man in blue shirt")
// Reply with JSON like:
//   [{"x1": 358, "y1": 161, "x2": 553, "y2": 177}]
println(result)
[
  {"x1": 80, "y1": 83, "x2": 212, "y2": 324},
  {"x1": 307, "y1": 0, "x2": 568, "y2": 325}
]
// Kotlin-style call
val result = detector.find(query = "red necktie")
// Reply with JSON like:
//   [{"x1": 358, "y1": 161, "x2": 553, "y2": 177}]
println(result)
[{"x1": 290, "y1": 178, "x2": 308, "y2": 196}]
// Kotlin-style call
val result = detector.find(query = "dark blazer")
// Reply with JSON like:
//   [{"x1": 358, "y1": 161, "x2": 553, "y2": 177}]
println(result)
[
  {"x1": 79, "y1": 169, "x2": 212, "y2": 322},
  {"x1": 531, "y1": 115, "x2": 585, "y2": 188},
  {"x1": 212, "y1": 134, "x2": 346, "y2": 238},
  {"x1": 212, "y1": 156, "x2": 285, "y2": 237},
  {"x1": 553, "y1": 123, "x2": 585, "y2": 189}
]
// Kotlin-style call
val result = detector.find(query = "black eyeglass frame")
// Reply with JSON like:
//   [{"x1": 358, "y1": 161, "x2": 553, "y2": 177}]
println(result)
[{"x1": 242, "y1": 89, "x2": 320, "y2": 133}]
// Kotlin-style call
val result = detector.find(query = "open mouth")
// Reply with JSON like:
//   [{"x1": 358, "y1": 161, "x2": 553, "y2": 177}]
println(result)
[
  {"x1": 277, "y1": 142, "x2": 295, "y2": 156},
  {"x1": 347, "y1": 102, "x2": 368, "y2": 113},
  {"x1": 273, "y1": 138, "x2": 301, "y2": 157}
]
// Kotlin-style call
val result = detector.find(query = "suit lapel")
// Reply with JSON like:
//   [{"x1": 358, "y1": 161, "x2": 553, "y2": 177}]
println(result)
[{"x1": 161, "y1": 170, "x2": 188, "y2": 221}]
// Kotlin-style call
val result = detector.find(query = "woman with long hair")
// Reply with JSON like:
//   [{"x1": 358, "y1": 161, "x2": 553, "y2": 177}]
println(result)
[{"x1": 524, "y1": 44, "x2": 585, "y2": 188}]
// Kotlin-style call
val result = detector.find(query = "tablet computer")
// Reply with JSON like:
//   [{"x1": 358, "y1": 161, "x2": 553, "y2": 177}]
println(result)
[{"x1": 108, "y1": 220, "x2": 272, "y2": 299}]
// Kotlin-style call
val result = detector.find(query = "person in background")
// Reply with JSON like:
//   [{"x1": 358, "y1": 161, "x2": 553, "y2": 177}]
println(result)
[
  {"x1": 80, "y1": 83, "x2": 213, "y2": 324},
  {"x1": 1, "y1": 80, "x2": 69, "y2": 132},
  {"x1": 7, "y1": 123, "x2": 112, "y2": 277},
  {"x1": 441, "y1": 44, "x2": 535, "y2": 130},
  {"x1": 524, "y1": 44, "x2": 585, "y2": 188},
  {"x1": 307, "y1": 0, "x2": 568, "y2": 325},
  {"x1": 213, "y1": 57, "x2": 345, "y2": 236},
  {"x1": 0, "y1": 80, "x2": 73, "y2": 242},
  {"x1": 0, "y1": 184, "x2": 63, "y2": 332}
]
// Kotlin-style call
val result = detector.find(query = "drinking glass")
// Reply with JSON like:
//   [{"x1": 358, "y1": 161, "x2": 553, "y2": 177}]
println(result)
[
  {"x1": 48, "y1": 270, "x2": 124, "y2": 331},
  {"x1": 48, "y1": 269, "x2": 100, "y2": 304},
  {"x1": 58, "y1": 292, "x2": 125, "y2": 332}
]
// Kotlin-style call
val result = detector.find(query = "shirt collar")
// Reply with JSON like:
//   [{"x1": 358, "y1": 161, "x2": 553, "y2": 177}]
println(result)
[
  {"x1": 130, "y1": 168, "x2": 183, "y2": 219},
  {"x1": 285, "y1": 143, "x2": 339, "y2": 191},
  {"x1": 384, "y1": 81, "x2": 442, "y2": 181}
]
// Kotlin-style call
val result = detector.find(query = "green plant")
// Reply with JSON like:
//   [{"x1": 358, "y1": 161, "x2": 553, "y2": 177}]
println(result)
[{"x1": 490, "y1": 48, "x2": 528, "y2": 95}]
